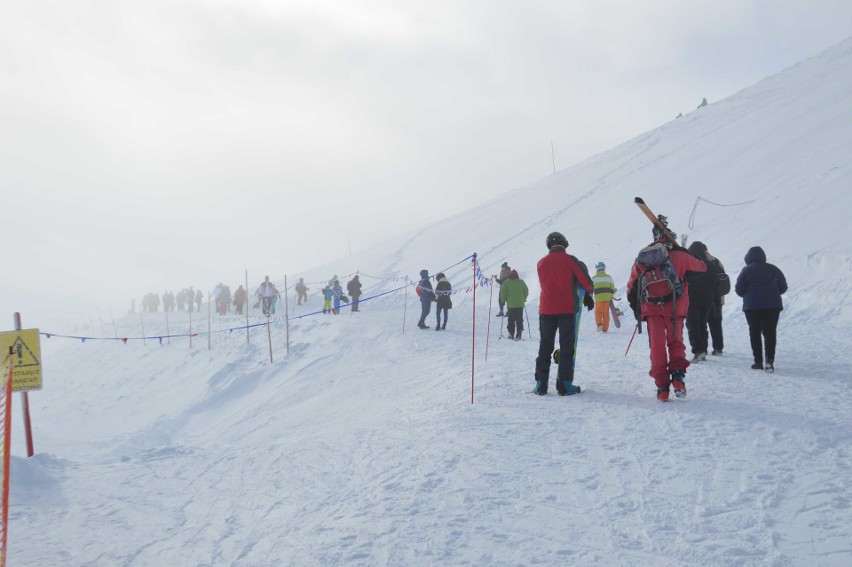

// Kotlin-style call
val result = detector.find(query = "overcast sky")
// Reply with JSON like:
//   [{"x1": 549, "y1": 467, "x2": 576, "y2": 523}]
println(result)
[{"x1": 2, "y1": 0, "x2": 851, "y2": 329}]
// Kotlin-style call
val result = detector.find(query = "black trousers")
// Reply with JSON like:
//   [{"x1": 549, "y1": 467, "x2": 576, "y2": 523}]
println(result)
[
  {"x1": 506, "y1": 307, "x2": 524, "y2": 337},
  {"x1": 686, "y1": 304, "x2": 713, "y2": 355},
  {"x1": 535, "y1": 314, "x2": 577, "y2": 393},
  {"x1": 745, "y1": 308, "x2": 781, "y2": 364},
  {"x1": 436, "y1": 306, "x2": 448, "y2": 328},
  {"x1": 708, "y1": 303, "x2": 724, "y2": 352}
]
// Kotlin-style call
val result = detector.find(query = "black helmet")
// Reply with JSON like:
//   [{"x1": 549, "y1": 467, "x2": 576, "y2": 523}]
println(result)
[{"x1": 546, "y1": 231, "x2": 568, "y2": 249}]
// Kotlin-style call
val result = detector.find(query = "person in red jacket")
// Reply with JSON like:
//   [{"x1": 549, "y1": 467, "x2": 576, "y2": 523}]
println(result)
[
  {"x1": 534, "y1": 231, "x2": 594, "y2": 396},
  {"x1": 627, "y1": 216, "x2": 706, "y2": 401}
]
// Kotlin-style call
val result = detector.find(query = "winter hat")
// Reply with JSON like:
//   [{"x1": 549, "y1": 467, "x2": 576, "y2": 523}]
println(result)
[
  {"x1": 510, "y1": 269, "x2": 518, "y2": 278},
  {"x1": 501, "y1": 262, "x2": 509, "y2": 268},
  {"x1": 436, "y1": 272, "x2": 446, "y2": 280},
  {"x1": 419, "y1": 269, "x2": 429, "y2": 278},
  {"x1": 546, "y1": 231, "x2": 568, "y2": 249},
  {"x1": 687, "y1": 241, "x2": 707, "y2": 257},
  {"x1": 595, "y1": 262, "x2": 606, "y2": 270}
]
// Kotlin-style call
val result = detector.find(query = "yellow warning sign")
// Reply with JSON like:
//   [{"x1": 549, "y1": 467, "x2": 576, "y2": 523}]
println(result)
[{"x1": 0, "y1": 328, "x2": 43, "y2": 392}]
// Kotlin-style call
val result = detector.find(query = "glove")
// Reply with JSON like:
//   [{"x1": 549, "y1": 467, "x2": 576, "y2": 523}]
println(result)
[{"x1": 583, "y1": 292, "x2": 595, "y2": 311}]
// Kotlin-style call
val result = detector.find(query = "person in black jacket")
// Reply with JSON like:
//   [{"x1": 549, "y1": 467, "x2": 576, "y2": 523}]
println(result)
[
  {"x1": 707, "y1": 250, "x2": 730, "y2": 355},
  {"x1": 735, "y1": 246, "x2": 788, "y2": 373},
  {"x1": 434, "y1": 273, "x2": 452, "y2": 330},
  {"x1": 685, "y1": 241, "x2": 720, "y2": 362},
  {"x1": 347, "y1": 275, "x2": 363, "y2": 312}
]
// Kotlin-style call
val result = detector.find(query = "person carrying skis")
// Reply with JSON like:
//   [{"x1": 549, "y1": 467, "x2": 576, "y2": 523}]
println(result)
[
  {"x1": 434, "y1": 272, "x2": 452, "y2": 330},
  {"x1": 295, "y1": 278, "x2": 309, "y2": 306},
  {"x1": 416, "y1": 270, "x2": 436, "y2": 329},
  {"x1": 494, "y1": 262, "x2": 512, "y2": 317},
  {"x1": 592, "y1": 262, "x2": 617, "y2": 332},
  {"x1": 627, "y1": 215, "x2": 706, "y2": 401},
  {"x1": 499, "y1": 269, "x2": 529, "y2": 340},
  {"x1": 347, "y1": 275, "x2": 363, "y2": 312},
  {"x1": 534, "y1": 232, "x2": 594, "y2": 396},
  {"x1": 734, "y1": 246, "x2": 787, "y2": 373}
]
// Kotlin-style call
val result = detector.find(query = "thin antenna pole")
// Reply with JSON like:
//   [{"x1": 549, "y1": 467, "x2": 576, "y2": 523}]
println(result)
[
  {"x1": 551, "y1": 140, "x2": 556, "y2": 174},
  {"x1": 108, "y1": 308, "x2": 118, "y2": 338}
]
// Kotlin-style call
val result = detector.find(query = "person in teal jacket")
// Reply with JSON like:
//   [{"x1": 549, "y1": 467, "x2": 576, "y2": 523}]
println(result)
[{"x1": 499, "y1": 269, "x2": 529, "y2": 340}]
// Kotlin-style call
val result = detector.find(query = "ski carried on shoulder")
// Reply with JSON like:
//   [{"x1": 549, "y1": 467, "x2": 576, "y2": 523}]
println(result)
[{"x1": 634, "y1": 197, "x2": 678, "y2": 247}]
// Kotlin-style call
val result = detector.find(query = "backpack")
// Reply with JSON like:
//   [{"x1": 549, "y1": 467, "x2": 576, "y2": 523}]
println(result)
[
  {"x1": 717, "y1": 273, "x2": 731, "y2": 296},
  {"x1": 635, "y1": 243, "x2": 684, "y2": 305}
]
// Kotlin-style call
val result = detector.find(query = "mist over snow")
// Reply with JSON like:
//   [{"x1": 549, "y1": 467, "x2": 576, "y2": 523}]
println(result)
[{"x1": 7, "y1": 39, "x2": 852, "y2": 566}]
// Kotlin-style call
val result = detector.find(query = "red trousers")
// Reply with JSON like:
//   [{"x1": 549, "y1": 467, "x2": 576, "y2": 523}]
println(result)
[{"x1": 645, "y1": 315, "x2": 690, "y2": 388}]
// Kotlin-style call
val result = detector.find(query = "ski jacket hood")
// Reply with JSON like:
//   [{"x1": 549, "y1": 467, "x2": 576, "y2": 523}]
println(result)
[
  {"x1": 735, "y1": 248, "x2": 786, "y2": 311},
  {"x1": 744, "y1": 246, "x2": 767, "y2": 265},
  {"x1": 688, "y1": 241, "x2": 708, "y2": 259}
]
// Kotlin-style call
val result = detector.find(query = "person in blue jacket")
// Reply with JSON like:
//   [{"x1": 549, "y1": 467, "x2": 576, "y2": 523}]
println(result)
[
  {"x1": 416, "y1": 270, "x2": 436, "y2": 329},
  {"x1": 735, "y1": 246, "x2": 787, "y2": 373}
]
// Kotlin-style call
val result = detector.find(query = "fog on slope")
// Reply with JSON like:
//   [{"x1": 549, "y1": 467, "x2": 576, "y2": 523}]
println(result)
[{"x1": 7, "y1": 37, "x2": 852, "y2": 567}]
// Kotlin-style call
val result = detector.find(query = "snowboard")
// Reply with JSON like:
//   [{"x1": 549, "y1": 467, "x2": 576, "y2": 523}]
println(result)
[{"x1": 610, "y1": 302, "x2": 623, "y2": 329}]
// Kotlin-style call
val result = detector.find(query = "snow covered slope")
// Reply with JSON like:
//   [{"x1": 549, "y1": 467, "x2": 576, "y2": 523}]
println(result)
[{"x1": 7, "y1": 39, "x2": 852, "y2": 566}]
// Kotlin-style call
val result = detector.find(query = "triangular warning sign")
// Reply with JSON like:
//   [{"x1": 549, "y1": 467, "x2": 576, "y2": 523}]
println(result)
[{"x1": 10, "y1": 336, "x2": 40, "y2": 367}]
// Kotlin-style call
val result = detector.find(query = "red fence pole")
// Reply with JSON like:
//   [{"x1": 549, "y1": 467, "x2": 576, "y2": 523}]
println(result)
[
  {"x1": 471, "y1": 255, "x2": 477, "y2": 404},
  {"x1": 1, "y1": 341, "x2": 14, "y2": 564}
]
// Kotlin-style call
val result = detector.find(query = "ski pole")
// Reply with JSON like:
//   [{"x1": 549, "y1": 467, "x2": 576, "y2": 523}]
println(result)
[
  {"x1": 625, "y1": 323, "x2": 639, "y2": 357},
  {"x1": 524, "y1": 305, "x2": 532, "y2": 338}
]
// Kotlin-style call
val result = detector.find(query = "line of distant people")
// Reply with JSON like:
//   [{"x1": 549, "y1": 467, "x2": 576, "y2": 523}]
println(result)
[
  {"x1": 139, "y1": 288, "x2": 204, "y2": 313},
  {"x1": 132, "y1": 273, "x2": 369, "y2": 320}
]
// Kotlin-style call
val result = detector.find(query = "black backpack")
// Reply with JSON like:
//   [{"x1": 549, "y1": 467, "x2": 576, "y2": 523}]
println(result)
[{"x1": 635, "y1": 243, "x2": 684, "y2": 305}]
